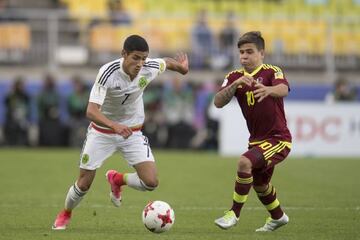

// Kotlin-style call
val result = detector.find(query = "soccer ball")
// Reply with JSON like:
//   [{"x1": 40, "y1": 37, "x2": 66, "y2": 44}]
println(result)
[{"x1": 142, "y1": 200, "x2": 175, "y2": 233}]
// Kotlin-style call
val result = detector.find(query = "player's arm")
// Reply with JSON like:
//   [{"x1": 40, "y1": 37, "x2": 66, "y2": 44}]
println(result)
[
  {"x1": 86, "y1": 102, "x2": 133, "y2": 138},
  {"x1": 253, "y1": 83, "x2": 289, "y2": 103},
  {"x1": 88, "y1": 68, "x2": 132, "y2": 138},
  {"x1": 214, "y1": 76, "x2": 254, "y2": 108},
  {"x1": 164, "y1": 52, "x2": 189, "y2": 75}
]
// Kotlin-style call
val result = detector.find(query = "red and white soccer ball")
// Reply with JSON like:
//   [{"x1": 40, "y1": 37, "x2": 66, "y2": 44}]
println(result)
[{"x1": 142, "y1": 200, "x2": 175, "y2": 233}]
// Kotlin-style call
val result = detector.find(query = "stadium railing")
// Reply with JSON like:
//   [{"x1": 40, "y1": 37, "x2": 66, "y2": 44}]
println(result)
[{"x1": 0, "y1": 8, "x2": 359, "y2": 72}]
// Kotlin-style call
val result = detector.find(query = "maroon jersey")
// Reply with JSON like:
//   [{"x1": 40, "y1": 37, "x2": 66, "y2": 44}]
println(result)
[{"x1": 220, "y1": 64, "x2": 292, "y2": 143}]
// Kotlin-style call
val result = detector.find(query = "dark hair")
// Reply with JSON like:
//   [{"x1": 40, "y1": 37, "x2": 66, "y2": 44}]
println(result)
[
  {"x1": 237, "y1": 31, "x2": 265, "y2": 50},
  {"x1": 123, "y1": 35, "x2": 149, "y2": 53}
]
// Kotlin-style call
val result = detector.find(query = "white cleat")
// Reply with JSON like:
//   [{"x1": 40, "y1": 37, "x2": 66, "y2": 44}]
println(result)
[
  {"x1": 214, "y1": 210, "x2": 239, "y2": 230},
  {"x1": 109, "y1": 191, "x2": 122, "y2": 207},
  {"x1": 255, "y1": 213, "x2": 289, "y2": 232}
]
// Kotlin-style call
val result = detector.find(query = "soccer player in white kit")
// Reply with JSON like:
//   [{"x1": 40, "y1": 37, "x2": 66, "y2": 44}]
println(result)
[{"x1": 52, "y1": 35, "x2": 189, "y2": 230}]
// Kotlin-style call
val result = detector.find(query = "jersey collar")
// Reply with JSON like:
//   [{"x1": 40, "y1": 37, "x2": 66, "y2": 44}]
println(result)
[{"x1": 244, "y1": 64, "x2": 264, "y2": 77}]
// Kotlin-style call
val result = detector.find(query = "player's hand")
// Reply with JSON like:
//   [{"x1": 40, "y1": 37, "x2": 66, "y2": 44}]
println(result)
[
  {"x1": 234, "y1": 75, "x2": 254, "y2": 88},
  {"x1": 112, "y1": 123, "x2": 133, "y2": 139},
  {"x1": 174, "y1": 52, "x2": 189, "y2": 74},
  {"x1": 254, "y1": 83, "x2": 272, "y2": 102}
]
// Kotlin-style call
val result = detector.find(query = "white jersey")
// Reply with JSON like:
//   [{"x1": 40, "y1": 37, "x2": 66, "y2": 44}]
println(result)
[{"x1": 89, "y1": 57, "x2": 166, "y2": 128}]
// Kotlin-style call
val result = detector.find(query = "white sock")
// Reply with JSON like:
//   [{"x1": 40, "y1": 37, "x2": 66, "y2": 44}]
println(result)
[
  {"x1": 125, "y1": 173, "x2": 155, "y2": 191},
  {"x1": 64, "y1": 182, "x2": 87, "y2": 211}
]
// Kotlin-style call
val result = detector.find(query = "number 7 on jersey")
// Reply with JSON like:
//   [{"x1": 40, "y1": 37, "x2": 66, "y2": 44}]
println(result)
[{"x1": 121, "y1": 93, "x2": 130, "y2": 104}]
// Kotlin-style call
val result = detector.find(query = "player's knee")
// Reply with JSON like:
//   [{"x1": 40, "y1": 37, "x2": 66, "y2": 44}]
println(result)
[
  {"x1": 77, "y1": 181, "x2": 92, "y2": 192},
  {"x1": 141, "y1": 178, "x2": 159, "y2": 191},
  {"x1": 77, "y1": 169, "x2": 95, "y2": 191},
  {"x1": 238, "y1": 156, "x2": 252, "y2": 172},
  {"x1": 253, "y1": 184, "x2": 268, "y2": 193}
]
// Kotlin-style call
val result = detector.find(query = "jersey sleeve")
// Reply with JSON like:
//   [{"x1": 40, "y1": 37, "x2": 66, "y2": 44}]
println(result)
[
  {"x1": 144, "y1": 58, "x2": 166, "y2": 78},
  {"x1": 271, "y1": 67, "x2": 290, "y2": 89},
  {"x1": 89, "y1": 68, "x2": 108, "y2": 105},
  {"x1": 89, "y1": 83, "x2": 107, "y2": 105},
  {"x1": 157, "y1": 58, "x2": 166, "y2": 74},
  {"x1": 218, "y1": 71, "x2": 242, "y2": 92}
]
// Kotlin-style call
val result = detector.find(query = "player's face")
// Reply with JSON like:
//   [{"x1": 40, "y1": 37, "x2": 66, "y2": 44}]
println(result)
[
  {"x1": 122, "y1": 50, "x2": 149, "y2": 78},
  {"x1": 238, "y1": 43, "x2": 264, "y2": 72}
]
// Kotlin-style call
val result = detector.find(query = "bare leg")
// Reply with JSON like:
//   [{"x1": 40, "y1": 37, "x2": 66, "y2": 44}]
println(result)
[{"x1": 65, "y1": 169, "x2": 96, "y2": 211}]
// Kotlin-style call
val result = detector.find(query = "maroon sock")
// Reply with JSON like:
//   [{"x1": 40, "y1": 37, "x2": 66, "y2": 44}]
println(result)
[
  {"x1": 231, "y1": 172, "x2": 253, "y2": 218},
  {"x1": 256, "y1": 184, "x2": 284, "y2": 220}
]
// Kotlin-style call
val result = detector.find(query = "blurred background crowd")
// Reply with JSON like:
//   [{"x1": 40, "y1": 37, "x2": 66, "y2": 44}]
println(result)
[
  {"x1": 1, "y1": 73, "x2": 220, "y2": 149},
  {"x1": 0, "y1": 0, "x2": 359, "y2": 149}
]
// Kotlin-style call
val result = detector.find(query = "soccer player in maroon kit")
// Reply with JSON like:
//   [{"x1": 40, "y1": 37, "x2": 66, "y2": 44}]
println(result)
[{"x1": 214, "y1": 31, "x2": 292, "y2": 232}]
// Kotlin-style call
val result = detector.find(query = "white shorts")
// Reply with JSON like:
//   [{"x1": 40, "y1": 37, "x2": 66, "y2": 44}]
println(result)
[{"x1": 79, "y1": 126, "x2": 154, "y2": 170}]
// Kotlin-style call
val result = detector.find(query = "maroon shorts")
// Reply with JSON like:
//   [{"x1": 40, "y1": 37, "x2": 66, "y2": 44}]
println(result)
[{"x1": 242, "y1": 139, "x2": 291, "y2": 186}]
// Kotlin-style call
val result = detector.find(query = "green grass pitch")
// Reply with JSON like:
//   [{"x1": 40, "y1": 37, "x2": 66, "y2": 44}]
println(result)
[{"x1": 0, "y1": 148, "x2": 359, "y2": 240}]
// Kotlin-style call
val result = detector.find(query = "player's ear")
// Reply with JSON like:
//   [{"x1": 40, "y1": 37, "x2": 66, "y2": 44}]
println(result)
[
  {"x1": 121, "y1": 49, "x2": 127, "y2": 57},
  {"x1": 260, "y1": 49, "x2": 265, "y2": 58}
]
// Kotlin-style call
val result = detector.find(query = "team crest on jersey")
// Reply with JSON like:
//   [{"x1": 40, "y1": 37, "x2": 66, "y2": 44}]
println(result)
[
  {"x1": 138, "y1": 77, "x2": 148, "y2": 89},
  {"x1": 256, "y1": 77, "x2": 263, "y2": 83},
  {"x1": 81, "y1": 154, "x2": 89, "y2": 164}
]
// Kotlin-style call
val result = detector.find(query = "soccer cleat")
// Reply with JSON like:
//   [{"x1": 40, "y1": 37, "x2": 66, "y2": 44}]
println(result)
[
  {"x1": 214, "y1": 210, "x2": 239, "y2": 229},
  {"x1": 106, "y1": 170, "x2": 122, "y2": 207},
  {"x1": 52, "y1": 210, "x2": 72, "y2": 230},
  {"x1": 255, "y1": 213, "x2": 289, "y2": 232}
]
